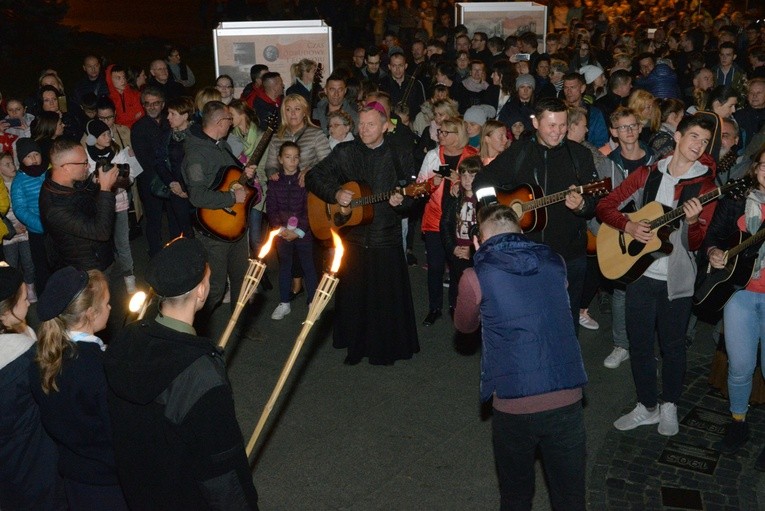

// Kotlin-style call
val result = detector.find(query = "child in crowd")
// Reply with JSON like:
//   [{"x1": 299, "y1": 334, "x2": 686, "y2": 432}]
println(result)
[
  {"x1": 30, "y1": 267, "x2": 128, "y2": 510},
  {"x1": 84, "y1": 119, "x2": 139, "y2": 293},
  {"x1": 266, "y1": 141, "x2": 318, "y2": 320},
  {"x1": 440, "y1": 155, "x2": 481, "y2": 314},
  {"x1": 0, "y1": 264, "x2": 64, "y2": 509},
  {"x1": 0, "y1": 153, "x2": 36, "y2": 302},
  {"x1": 11, "y1": 139, "x2": 49, "y2": 293}
]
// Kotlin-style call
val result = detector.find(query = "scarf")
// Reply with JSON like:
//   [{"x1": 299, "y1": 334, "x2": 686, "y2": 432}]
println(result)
[
  {"x1": 234, "y1": 123, "x2": 260, "y2": 163},
  {"x1": 462, "y1": 76, "x2": 489, "y2": 93},
  {"x1": 86, "y1": 143, "x2": 116, "y2": 165},
  {"x1": 745, "y1": 189, "x2": 765, "y2": 279}
]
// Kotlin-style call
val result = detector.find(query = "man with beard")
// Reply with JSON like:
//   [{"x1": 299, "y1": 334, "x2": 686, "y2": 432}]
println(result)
[
  {"x1": 312, "y1": 74, "x2": 359, "y2": 135},
  {"x1": 305, "y1": 103, "x2": 419, "y2": 365}
]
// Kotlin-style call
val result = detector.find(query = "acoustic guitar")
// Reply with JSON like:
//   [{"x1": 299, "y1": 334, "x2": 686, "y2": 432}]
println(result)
[
  {"x1": 693, "y1": 227, "x2": 765, "y2": 320},
  {"x1": 308, "y1": 180, "x2": 429, "y2": 240},
  {"x1": 597, "y1": 177, "x2": 751, "y2": 283},
  {"x1": 495, "y1": 178, "x2": 612, "y2": 232},
  {"x1": 195, "y1": 114, "x2": 278, "y2": 242}
]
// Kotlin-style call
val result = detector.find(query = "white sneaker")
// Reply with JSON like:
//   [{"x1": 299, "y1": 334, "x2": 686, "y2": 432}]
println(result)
[
  {"x1": 604, "y1": 346, "x2": 629, "y2": 369},
  {"x1": 658, "y1": 402, "x2": 679, "y2": 436},
  {"x1": 614, "y1": 403, "x2": 660, "y2": 431},
  {"x1": 124, "y1": 275, "x2": 137, "y2": 294},
  {"x1": 26, "y1": 284, "x2": 37, "y2": 304},
  {"x1": 271, "y1": 302, "x2": 291, "y2": 320},
  {"x1": 579, "y1": 309, "x2": 599, "y2": 330}
]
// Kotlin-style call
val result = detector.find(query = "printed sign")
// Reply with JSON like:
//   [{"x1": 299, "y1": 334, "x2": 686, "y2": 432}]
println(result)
[
  {"x1": 455, "y1": 2, "x2": 547, "y2": 49},
  {"x1": 680, "y1": 406, "x2": 729, "y2": 436},
  {"x1": 658, "y1": 440, "x2": 720, "y2": 476}
]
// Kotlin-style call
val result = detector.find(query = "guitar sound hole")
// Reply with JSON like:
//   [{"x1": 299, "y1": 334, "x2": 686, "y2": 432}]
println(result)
[{"x1": 627, "y1": 239, "x2": 645, "y2": 257}]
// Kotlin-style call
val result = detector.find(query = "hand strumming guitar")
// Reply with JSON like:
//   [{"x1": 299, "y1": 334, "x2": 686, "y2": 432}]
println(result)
[
  {"x1": 625, "y1": 220, "x2": 654, "y2": 243},
  {"x1": 336, "y1": 188, "x2": 354, "y2": 215}
]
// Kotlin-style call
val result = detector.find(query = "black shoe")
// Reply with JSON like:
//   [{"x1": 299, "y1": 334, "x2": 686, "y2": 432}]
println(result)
[
  {"x1": 288, "y1": 288, "x2": 304, "y2": 302},
  {"x1": 713, "y1": 420, "x2": 749, "y2": 454},
  {"x1": 406, "y1": 251, "x2": 418, "y2": 266},
  {"x1": 423, "y1": 309, "x2": 442, "y2": 326},
  {"x1": 756, "y1": 445, "x2": 765, "y2": 472}
]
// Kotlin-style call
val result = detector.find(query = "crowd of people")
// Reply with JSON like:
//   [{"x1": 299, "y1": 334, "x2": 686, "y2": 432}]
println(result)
[{"x1": 1, "y1": 0, "x2": 765, "y2": 508}]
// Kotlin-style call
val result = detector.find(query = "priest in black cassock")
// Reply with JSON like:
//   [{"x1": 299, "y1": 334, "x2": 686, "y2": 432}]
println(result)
[{"x1": 306, "y1": 102, "x2": 420, "y2": 365}]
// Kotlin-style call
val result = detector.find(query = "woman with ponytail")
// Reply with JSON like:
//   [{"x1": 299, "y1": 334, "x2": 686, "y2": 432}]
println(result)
[
  {"x1": 30, "y1": 267, "x2": 127, "y2": 510},
  {"x1": 0, "y1": 264, "x2": 64, "y2": 510}
]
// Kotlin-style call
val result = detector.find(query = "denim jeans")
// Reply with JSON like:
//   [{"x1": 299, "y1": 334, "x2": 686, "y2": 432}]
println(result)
[
  {"x1": 276, "y1": 236, "x2": 318, "y2": 304},
  {"x1": 612, "y1": 288, "x2": 628, "y2": 349},
  {"x1": 492, "y1": 401, "x2": 586, "y2": 511},
  {"x1": 248, "y1": 208, "x2": 264, "y2": 256},
  {"x1": 3, "y1": 240, "x2": 35, "y2": 284},
  {"x1": 723, "y1": 289, "x2": 765, "y2": 415},
  {"x1": 423, "y1": 231, "x2": 446, "y2": 312},
  {"x1": 626, "y1": 277, "x2": 692, "y2": 408}
]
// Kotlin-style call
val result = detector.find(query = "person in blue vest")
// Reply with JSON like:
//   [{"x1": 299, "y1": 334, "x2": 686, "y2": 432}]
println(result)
[{"x1": 454, "y1": 202, "x2": 588, "y2": 511}]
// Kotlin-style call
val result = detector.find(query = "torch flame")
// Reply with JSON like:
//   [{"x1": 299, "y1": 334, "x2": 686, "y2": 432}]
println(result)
[
  {"x1": 258, "y1": 229, "x2": 281, "y2": 259},
  {"x1": 330, "y1": 230, "x2": 344, "y2": 273},
  {"x1": 128, "y1": 291, "x2": 147, "y2": 313}
]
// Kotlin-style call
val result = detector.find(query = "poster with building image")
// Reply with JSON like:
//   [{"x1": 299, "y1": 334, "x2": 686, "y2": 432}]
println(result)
[
  {"x1": 455, "y1": 2, "x2": 547, "y2": 51},
  {"x1": 214, "y1": 20, "x2": 333, "y2": 99}
]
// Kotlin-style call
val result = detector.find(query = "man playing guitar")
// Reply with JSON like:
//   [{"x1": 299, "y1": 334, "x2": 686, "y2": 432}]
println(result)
[
  {"x1": 596, "y1": 114, "x2": 718, "y2": 437},
  {"x1": 182, "y1": 101, "x2": 255, "y2": 336}
]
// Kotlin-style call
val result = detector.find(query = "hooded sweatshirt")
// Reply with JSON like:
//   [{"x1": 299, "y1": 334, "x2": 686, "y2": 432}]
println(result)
[
  {"x1": 105, "y1": 64, "x2": 144, "y2": 128},
  {"x1": 103, "y1": 317, "x2": 259, "y2": 510}
]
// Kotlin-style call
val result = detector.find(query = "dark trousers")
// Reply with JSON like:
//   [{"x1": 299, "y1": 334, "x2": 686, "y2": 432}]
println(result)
[
  {"x1": 448, "y1": 253, "x2": 473, "y2": 309},
  {"x1": 626, "y1": 276, "x2": 691, "y2": 408},
  {"x1": 423, "y1": 231, "x2": 446, "y2": 312},
  {"x1": 492, "y1": 401, "x2": 586, "y2": 511},
  {"x1": 565, "y1": 256, "x2": 587, "y2": 337},
  {"x1": 167, "y1": 194, "x2": 193, "y2": 239},
  {"x1": 63, "y1": 478, "x2": 128, "y2": 511},
  {"x1": 136, "y1": 173, "x2": 167, "y2": 257},
  {"x1": 276, "y1": 236, "x2": 318, "y2": 304},
  {"x1": 28, "y1": 232, "x2": 50, "y2": 293}
]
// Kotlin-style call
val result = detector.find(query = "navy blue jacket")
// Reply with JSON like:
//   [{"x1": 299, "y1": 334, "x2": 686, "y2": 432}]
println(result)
[{"x1": 474, "y1": 233, "x2": 588, "y2": 401}]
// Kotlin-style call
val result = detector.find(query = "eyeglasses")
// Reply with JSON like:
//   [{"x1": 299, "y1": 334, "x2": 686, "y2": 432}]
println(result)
[
  {"x1": 62, "y1": 161, "x2": 89, "y2": 168},
  {"x1": 97, "y1": 115, "x2": 115, "y2": 121},
  {"x1": 437, "y1": 129, "x2": 456, "y2": 136},
  {"x1": 615, "y1": 123, "x2": 640, "y2": 132},
  {"x1": 143, "y1": 101, "x2": 164, "y2": 108}
]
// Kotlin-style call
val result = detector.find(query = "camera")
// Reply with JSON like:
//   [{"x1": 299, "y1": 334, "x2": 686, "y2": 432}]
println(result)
[
  {"x1": 5, "y1": 118, "x2": 22, "y2": 128},
  {"x1": 96, "y1": 158, "x2": 131, "y2": 190}
]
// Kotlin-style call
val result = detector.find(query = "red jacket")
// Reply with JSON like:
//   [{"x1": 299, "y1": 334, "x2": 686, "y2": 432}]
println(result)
[
  {"x1": 106, "y1": 64, "x2": 144, "y2": 128},
  {"x1": 596, "y1": 152, "x2": 718, "y2": 253}
]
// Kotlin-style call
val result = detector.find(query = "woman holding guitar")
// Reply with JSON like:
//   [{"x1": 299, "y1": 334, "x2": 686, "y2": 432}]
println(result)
[{"x1": 706, "y1": 147, "x2": 765, "y2": 468}]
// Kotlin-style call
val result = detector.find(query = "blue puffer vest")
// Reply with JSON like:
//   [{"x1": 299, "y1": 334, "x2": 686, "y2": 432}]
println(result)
[{"x1": 474, "y1": 233, "x2": 588, "y2": 402}]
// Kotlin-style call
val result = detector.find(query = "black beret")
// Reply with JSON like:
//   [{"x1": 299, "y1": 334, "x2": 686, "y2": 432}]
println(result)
[
  {"x1": 0, "y1": 264, "x2": 23, "y2": 302},
  {"x1": 37, "y1": 266, "x2": 88, "y2": 321},
  {"x1": 146, "y1": 237, "x2": 208, "y2": 297}
]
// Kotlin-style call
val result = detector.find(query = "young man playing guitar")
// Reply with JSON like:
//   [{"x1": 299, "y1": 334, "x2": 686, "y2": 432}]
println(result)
[
  {"x1": 182, "y1": 101, "x2": 256, "y2": 336},
  {"x1": 596, "y1": 114, "x2": 718, "y2": 436},
  {"x1": 475, "y1": 97, "x2": 600, "y2": 335}
]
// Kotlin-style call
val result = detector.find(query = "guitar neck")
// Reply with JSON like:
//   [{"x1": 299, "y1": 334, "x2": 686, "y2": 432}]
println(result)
[
  {"x1": 521, "y1": 186, "x2": 581, "y2": 213},
  {"x1": 727, "y1": 228, "x2": 765, "y2": 259},
  {"x1": 237, "y1": 126, "x2": 274, "y2": 185},
  {"x1": 649, "y1": 184, "x2": 729, "y2": 230},
  {"x1": 351, "y1": 190, "x2": 394, "y2": 207}
]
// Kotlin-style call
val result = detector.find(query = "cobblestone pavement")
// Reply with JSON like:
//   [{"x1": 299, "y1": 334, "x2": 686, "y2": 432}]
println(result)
[{"x1": 588, "y1": 351, "x2": 765, "y2": 511}]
